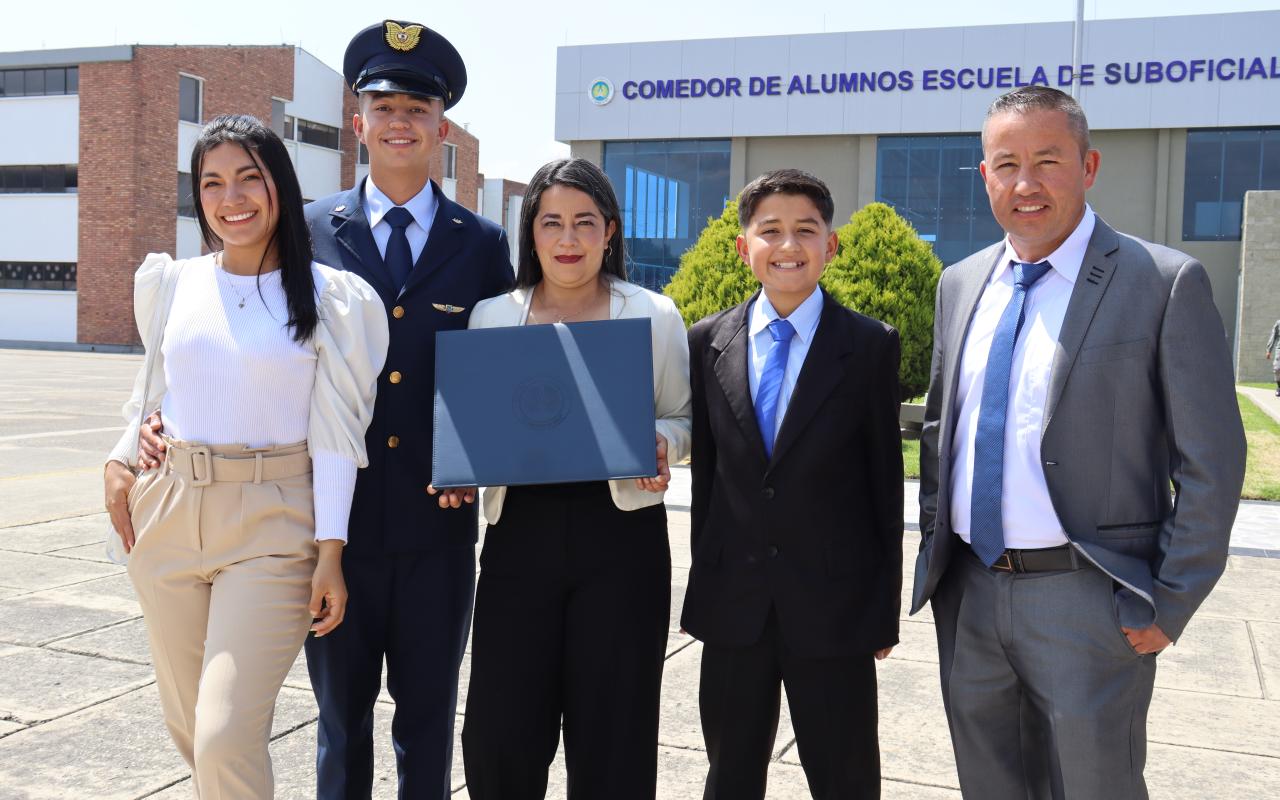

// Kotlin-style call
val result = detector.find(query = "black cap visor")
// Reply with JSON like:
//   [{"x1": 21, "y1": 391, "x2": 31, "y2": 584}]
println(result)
[{"x1": 354, "y1": 64, "x2": 448, "y2": 102}]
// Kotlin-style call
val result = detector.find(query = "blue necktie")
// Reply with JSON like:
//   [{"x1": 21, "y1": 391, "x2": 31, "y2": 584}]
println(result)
[
  {"x1": 384, "y1": 206, "x2": 414, "y2": 290},
  {"x1": 969, "y1": 261, "x2": 1053, "y2": 566},
  {"x1": 755, "y1": 318, "x2": 796, "y2": 459}
]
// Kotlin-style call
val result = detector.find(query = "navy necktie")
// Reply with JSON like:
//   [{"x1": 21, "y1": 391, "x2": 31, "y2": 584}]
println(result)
[
  {"x1": 383, "y1": 206, "x2": 414, "y2": 290},
  {"x1": 969, "y1": 261, "x2": 1053, "y2": 566},
  {"x1": 755, "y1": 318, "x2": 796, "y2": 459}
]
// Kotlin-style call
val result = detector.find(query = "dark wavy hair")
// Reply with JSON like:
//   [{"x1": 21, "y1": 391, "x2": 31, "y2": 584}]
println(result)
[
  {"x1": 515, "y1": 158, "x2": 627, "y2": 289},
  {"x1": 190, "y1": 114, "x2": 318, "y2": 341}
]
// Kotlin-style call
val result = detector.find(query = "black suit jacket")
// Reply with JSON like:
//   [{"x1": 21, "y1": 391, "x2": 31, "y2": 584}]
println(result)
[
  {"x1": 680, "y1": 290, "x2": 904, "y2": 659},
  {"x1": 305, "y1": 179, "x2": 513, "y2": 556}
]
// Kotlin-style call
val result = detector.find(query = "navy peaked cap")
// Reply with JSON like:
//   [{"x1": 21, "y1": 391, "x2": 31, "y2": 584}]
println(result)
[{"x1": 343, "y1": 20, "x2": 467, "y2": 109}]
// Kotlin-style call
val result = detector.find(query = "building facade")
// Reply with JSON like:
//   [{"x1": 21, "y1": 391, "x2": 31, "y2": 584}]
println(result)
[
  {"x1": 555, "y1": 10, "x2": 1280, "y2": 366},
  {"x1": 0, "y1": 44, "x2": 486, "y2": 346}
]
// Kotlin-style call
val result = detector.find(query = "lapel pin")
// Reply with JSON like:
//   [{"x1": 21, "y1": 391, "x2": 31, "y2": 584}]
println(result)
[
  {"x1": 451, "y1": 217, "x2": 463, "y2": 224},
  {"x1": 334, "y1": 204, "x2": 347, "y2": 213},
  {"x1": 433, "y1": 303, "x2": 467, "y2": 314}
]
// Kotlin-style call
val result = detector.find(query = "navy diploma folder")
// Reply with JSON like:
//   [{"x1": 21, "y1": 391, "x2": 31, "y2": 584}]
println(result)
[{"x1": 432, "y1": 318, "x2": 657, "y2": 488}]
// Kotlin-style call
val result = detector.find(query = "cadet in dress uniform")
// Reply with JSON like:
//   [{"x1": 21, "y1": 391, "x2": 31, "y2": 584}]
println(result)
[{"x1": 303, "y1": 20, "x2": 513, "y2": 799}]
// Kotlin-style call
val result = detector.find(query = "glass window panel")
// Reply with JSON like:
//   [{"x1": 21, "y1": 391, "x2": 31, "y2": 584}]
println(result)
[
  {"x1": 65, "y1": 165, "x2": 77, "y2": 193},
  {"x1": 284, "y1": 115, "x2": 295, "y2": 140},
  {"x1": 3, "y1": 71, "x2": 22, "y2": 97},
  {"x1": 24, "y1": 69, "x2": 44, "y2": 95},
  {"x1": 41, "y1": 165, "x2": 63, "y2": 192},
  {"x1": 1183, "y1": 132, "x2": 1224, "y2": 240},
  {"x1": 1220, "y1": 131, "x2": 1261, "y2": 239},
  {"x1": 1262, "y1": 130, "x2": 1280, "y2": 187},
  {"x1": 22, "y1": 165, "x2": 42, "y2": 192},
  {"x1": 66, "y1": 67, "x2": 78, "y2": 94},
  {"x1": 358, "y1": 143, "x2": 369, "y2": 165},
  {"x1": 177, "y1": 172, "x2": 196, "y2": 219},
  {"x1": 179, "y1": 76, "x2": 201, "y2": 123},
  {"x1": 45, "y1": 68, "x2": 65, "y2": 95},
  {"x1": 297, "y1": 119, "x2": 340, "y2": 150},
  {"x1": 877, "y1": 134, "x2": 992, "y2": 264},
  {"x1": 603, "y1": 139, "x2": 730, "y2": 290}
]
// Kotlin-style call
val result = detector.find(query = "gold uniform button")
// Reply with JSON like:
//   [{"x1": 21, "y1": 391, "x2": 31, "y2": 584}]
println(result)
[
  {"x1": 387, "y1": 435, "x2": 400, "y2": 448},
  {"x1": 392, "y1": 305, "x2": 405, "y2": 319},
  {"x1": 389, "y1": 371, "x2": 402, "y2": 384}
]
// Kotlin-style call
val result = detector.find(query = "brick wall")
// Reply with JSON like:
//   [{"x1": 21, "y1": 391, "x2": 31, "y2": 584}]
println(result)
[
  {"x1": 340, "y1": 89, "x2": 359, "y2": 189},
  {"x1": 433, "y1": 120, "x2": 480, "y2": 212},
  {"x1": 77, "y1": 46, "x2": 294, "y2": 345}
]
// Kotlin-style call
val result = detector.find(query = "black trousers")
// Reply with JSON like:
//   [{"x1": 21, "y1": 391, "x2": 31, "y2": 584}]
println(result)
[
  {"x1": 461, "y1": 482, "x2": 671, "y2": 800},
  {"x1": 699, "y1": 610, "x2": 881, "y2": 800}
]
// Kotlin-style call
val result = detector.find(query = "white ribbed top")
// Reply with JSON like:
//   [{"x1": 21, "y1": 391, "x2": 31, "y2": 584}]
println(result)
[{"x1": 160, "y1": 256, "x2": 355, "y2": 541}]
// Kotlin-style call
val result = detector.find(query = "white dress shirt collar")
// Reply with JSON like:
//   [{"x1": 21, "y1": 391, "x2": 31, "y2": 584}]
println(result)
[
  {"x1": 990, "y1": 204, "x2": 1096, "y2": 287},
  {"x1": 749, "y1": 287, "x2": 823, "y2": 344},
  {"x1": 364, "y1": 178, "x2": 438, "y2": 232}
]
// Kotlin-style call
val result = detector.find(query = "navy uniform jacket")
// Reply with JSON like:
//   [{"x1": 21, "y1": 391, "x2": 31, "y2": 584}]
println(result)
[{"x1": 306, "y1": 178, "x2": 513, "y2": 556}]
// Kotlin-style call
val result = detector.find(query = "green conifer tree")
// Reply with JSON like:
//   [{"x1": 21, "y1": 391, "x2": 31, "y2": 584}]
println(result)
[
  {"x1": 663, "y1": 199, "x2": 940, "y2": 400},
  {"x1": 821, "y1": 202, "x2": 941, "y2": 400},
  {"x1": 662, "y1": 201, "x2": 752, "y2": 328}
]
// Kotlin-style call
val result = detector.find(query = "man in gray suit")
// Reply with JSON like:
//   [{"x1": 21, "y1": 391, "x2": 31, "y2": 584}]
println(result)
[{"x1": 913, "y1": 85, "x2": 1246, "y2": 799}]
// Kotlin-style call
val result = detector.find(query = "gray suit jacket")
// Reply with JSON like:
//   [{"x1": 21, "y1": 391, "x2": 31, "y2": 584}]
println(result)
[{"x1": 911, "y1": 217, "x2": 1246, "y2": 640}]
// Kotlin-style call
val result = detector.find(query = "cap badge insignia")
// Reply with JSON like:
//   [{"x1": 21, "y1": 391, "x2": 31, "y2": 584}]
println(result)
[{"x1": 385, "y1": 22, "x2": 425, "y2": 52}]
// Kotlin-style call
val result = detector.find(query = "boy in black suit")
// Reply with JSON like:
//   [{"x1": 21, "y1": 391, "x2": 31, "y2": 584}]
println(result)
[{"x1": 681, "y1": 170, "x2": 903, "y2": 799}]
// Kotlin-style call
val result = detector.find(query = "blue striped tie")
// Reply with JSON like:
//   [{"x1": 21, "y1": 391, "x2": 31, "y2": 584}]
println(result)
[
  {"x1": 384, "y1": 206, "x2": 414, "y2": 291},
  {"x1": 969, "y1": 261, "x2": 1053, "y2": 566},
  {"x1": 755, "y1": 318, "x2": 796, "y2": 459}
]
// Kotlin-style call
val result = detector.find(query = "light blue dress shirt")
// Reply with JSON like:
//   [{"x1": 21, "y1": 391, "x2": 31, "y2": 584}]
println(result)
[{"x1": 747, "y1": 287, "x2": 824, "y2": 444}]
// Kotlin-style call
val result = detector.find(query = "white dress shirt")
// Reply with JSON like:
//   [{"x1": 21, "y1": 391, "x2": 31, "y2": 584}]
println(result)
[
  {"x1": 950, "y1": 206, "x2": 1097, "y2": 549},
  {"x1": 364, "y1": 178, "x2": 437, "y2": 265},
  {"x1": 748, "y1": 288, "x2": 823, "y2": 446}
]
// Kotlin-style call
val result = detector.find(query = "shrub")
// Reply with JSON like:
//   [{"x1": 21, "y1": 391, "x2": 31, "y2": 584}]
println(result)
[
  {"x1": 822, "y1": 202, "x2": 941, "y2": 400},
  {"x1": 664, "y1": 199, "x2": 940, "y2": 399},
  {"x1": 662, "y1": 201, "x2": 752, "y2": 328}
]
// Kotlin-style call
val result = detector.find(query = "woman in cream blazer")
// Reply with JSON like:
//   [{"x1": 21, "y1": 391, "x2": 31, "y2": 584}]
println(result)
[{"x1": 456, "y1": 158, "x2": 691, "y2": 799}]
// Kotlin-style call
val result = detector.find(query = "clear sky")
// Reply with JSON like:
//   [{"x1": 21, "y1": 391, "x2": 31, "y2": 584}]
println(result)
[{"x1": 2, "y1": 1, "x2": 1277, "y2": 183}]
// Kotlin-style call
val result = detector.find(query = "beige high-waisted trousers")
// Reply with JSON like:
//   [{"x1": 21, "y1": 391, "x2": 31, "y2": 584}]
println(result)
[{"x1": 127, "y1": 439, "x2": 317, "y2": 799}]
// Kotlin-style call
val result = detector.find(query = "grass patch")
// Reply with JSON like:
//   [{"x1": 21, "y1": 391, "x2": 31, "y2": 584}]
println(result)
[
  {"x1": 1237, "y1": 392, "x2": 1280, "y2": 501},
  {"x1": 901, "y1": 438, "x2": 920, "y2": 480},
  {"x1": 902, "y1": 394, "x2": 1280, "y2": 500},
  {"x1": 1240, "y1": 382, "x2": 1276, "y2": 391}
]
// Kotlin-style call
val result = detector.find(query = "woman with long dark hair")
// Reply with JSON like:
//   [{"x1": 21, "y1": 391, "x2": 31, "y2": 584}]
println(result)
[
  {"x1": 102, "y1": 114, "x2": 388, "y2": 798},
  {"x1": 454, "y1": 158, "x2": 692, "y2": 798}
]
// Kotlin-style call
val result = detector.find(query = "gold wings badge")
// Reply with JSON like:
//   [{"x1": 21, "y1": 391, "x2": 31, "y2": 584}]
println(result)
[
  {"x1": 385, "y1": 22, "x2": 425, "y2": 52},
  {"x1": 432, "y1": 303, "x2": 466, "y2": 314}
]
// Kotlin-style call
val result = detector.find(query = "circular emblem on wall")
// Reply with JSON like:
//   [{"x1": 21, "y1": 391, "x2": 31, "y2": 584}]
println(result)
[
  {"x1": 513, "y1": 377, "x2": 570, "y2": 428},
  {"x1": 588, "y1": 77, "x2": 614, "y2": 106}
]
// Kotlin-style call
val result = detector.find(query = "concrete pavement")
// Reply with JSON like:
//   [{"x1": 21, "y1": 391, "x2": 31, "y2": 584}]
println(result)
[{"x1": 1, "y1": 349, "x2": 1278, "y2": 798}]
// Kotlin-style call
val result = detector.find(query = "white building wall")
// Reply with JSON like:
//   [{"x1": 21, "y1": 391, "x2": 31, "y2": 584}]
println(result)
[
  {"x1": 0, "y1": 96, "x2": 79, "y2": 164},
  {"x1": 0, "y1": 195, "x2": 78, "y2": 262},
  {"x1": 481, "y1": 178, "x2": 504, "y2": 224},
  {"x1": 291, "y1": 49, "x2": 344, "y2": 128},
  {"x1": 556, "y1": 9, "x2": 1280, "y2": 141},
  {"x1": 505, "y1": 195, "x2": 522, "y2": 263},
  {"x1": 294, "y1": 143, "x2": 342, "y2": 201},
  {"x1": 356, "y1": 163, "x2": 370, "y2": 186},
  {"x1": 0, "y1": 289, "x2": 76, "y2": 343}
]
